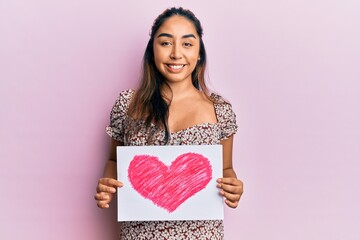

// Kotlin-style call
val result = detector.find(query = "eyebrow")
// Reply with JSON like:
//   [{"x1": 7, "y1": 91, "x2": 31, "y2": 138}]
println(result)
[{"x1": 157, "y1": 33, "x2": 197, "y2": 39}]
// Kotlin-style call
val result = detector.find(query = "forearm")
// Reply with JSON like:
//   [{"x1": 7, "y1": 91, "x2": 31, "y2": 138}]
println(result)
[
  {"x1": 223, "y1": 168, "x2": 237, "y2": 178},
  {"x1": 103, "y1": 139, "x2": 122, "y2": 179},
  {"x1": 103, "y1": 160, "x2": 117, "y2": 179}
]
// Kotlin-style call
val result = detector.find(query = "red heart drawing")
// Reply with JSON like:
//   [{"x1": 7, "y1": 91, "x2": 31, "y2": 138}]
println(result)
[{"x1": 128, "y1": 152, "x2": 212, "y2": 212}]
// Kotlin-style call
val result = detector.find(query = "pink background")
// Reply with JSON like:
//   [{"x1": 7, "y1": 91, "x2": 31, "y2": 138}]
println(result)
[{"x1": 1, "y1": 1, "x2": 359, "y2": 239}]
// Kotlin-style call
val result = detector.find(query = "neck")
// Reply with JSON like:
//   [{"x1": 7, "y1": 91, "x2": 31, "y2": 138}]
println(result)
[{"x1": 162, "y1": 81, "x2": 199, "y2": 102}]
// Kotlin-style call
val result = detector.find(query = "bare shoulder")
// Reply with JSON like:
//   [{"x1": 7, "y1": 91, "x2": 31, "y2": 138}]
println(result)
[
  {"x1": 192, "y1": 92, "x2": 217, "y2": 122},
  {"x1": 199, "y1": 92, "x2": 215, "y2": 109}
]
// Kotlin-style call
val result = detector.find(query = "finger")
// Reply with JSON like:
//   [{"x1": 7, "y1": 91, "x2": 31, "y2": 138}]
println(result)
[
  {"x1": 225, "y1": 199, "x2": 239, "y2": 208},
  {"x1": 96, "y1": 184, "x2": 117, "y2": 194},
  {"x1": 98, "y1": 178, "x2": 123, "y2": 188},
  {"x1": 217, "y1": 178, "x2": 243, "y2": 196},
  {"x1": 94, "y1": 192, "x2": 112, "y2": 201},
  {"x1": 96, "y1": 179, "x2": 124, "y2": 193},
  {"x1": 219, "y1": 190, "x2": 240, "y2": 208},
  {"x1": 95, "y1": 192, "x2": 114, "y2": 209},
  {"x1": 97, "y1": 200, "x2": 110, "y2": 209},
  {"x1": 217, "y1": 177, "x2": 243, "y2": 186},
  {"x1": 219, "y1": 189, "x2": 241, "y2": 203},
  {"x1": 219, "y1": 183, "x2": 243, "y2": 195},
  {"x1": 95, "y1": 192, "x2": 112, "y2": 207}
]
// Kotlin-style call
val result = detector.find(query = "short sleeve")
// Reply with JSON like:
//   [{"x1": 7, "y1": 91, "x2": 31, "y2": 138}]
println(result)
[
  {"x1": 105, "y1": 89, "x2": 134, "y2": 142},
  {"x1": 212, "y1": 94, "x2": 238, "y2": 140}
]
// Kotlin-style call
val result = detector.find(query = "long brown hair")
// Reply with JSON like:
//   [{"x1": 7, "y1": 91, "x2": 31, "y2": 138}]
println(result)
[{"x1": 128, "y1": 7, "x2": 209, "y2": 143}]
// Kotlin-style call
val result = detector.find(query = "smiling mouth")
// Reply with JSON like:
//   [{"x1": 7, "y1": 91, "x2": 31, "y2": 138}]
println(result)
[{"x1": 166, "y1": 64, "x2": 185, "y2": 69}]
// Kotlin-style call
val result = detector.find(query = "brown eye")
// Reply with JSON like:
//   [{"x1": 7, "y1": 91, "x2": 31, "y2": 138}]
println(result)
[
  {"x1": 183, "y1": 42, "x2": 193, "y2": 47},
  {"x1": 161, "y1": 41, "x2": 172, "y2": 46}
]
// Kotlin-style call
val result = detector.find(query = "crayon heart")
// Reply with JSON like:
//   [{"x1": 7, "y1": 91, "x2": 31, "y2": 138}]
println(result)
[{"x1": 128, "y1": 152, "x2": 212, "y2": 212}]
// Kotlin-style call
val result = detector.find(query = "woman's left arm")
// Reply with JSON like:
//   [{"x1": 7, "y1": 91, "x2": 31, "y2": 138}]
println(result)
[{"x1": 218, "y1": 135, "x2": 244, "y2": 208}]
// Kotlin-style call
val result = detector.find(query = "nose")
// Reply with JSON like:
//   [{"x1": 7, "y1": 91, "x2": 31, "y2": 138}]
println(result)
[{"x1": 170, "y1": 43, "x2": 182, "y2": 60}]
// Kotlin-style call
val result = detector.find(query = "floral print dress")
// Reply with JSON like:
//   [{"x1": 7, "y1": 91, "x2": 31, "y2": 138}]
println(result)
[{"x1": 106, "y1": 89, "x2": 238, "y2": 240}]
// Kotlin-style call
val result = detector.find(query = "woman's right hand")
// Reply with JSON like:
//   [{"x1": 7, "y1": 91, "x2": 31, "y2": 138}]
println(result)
[{"x1": 95, "y1": 178, "x2": 123, "y2": 208}]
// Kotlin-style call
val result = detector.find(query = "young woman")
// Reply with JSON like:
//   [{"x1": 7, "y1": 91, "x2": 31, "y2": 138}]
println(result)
[{"x1": 95, "y1": 7, "x2": 243, "y2": 239}]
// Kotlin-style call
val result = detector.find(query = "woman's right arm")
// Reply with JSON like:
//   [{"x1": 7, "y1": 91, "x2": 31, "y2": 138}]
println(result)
[{"x1": 94, "y1": 139, "x2": 124, "y2": 209}]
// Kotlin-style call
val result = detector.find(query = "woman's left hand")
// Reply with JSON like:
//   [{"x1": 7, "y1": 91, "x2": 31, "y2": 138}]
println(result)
[{"x1": 217, "y1": 177, "x2": 243, "y2": 208}]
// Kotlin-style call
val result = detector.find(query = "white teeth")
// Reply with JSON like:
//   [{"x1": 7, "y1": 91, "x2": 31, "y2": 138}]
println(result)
[{"x1": 168, "y1": 65, "x2": 184, "y2": 69}]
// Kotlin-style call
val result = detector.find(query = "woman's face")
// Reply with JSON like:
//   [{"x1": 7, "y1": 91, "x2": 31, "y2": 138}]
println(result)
[{"x1": 153, "y1": 15, "x2": 200, "y2": 84}]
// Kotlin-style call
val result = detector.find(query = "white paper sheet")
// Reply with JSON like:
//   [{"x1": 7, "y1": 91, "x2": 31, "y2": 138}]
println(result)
[{"x1": 117, "y1": 145, "x2": 224, "y2": 221}]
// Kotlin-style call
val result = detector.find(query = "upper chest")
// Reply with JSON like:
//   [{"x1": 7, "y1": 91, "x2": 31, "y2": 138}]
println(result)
[{"x1": 167, "y1": 97, "x2": 218, "y2": 133}]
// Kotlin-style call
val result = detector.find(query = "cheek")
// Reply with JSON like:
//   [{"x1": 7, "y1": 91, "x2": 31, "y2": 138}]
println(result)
[
  {"x1": 189, "y1": 54, "x2": 199, "y2": 66},
  {"x1": 153, "y1": 47, "x2": 163, "y2": 68},
  {"x1": 153, "y1": 47, "x2": 169, "y2": 63},
  {"x1": 189, "y1": 47, "x2": 200, "y2": 64}
]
